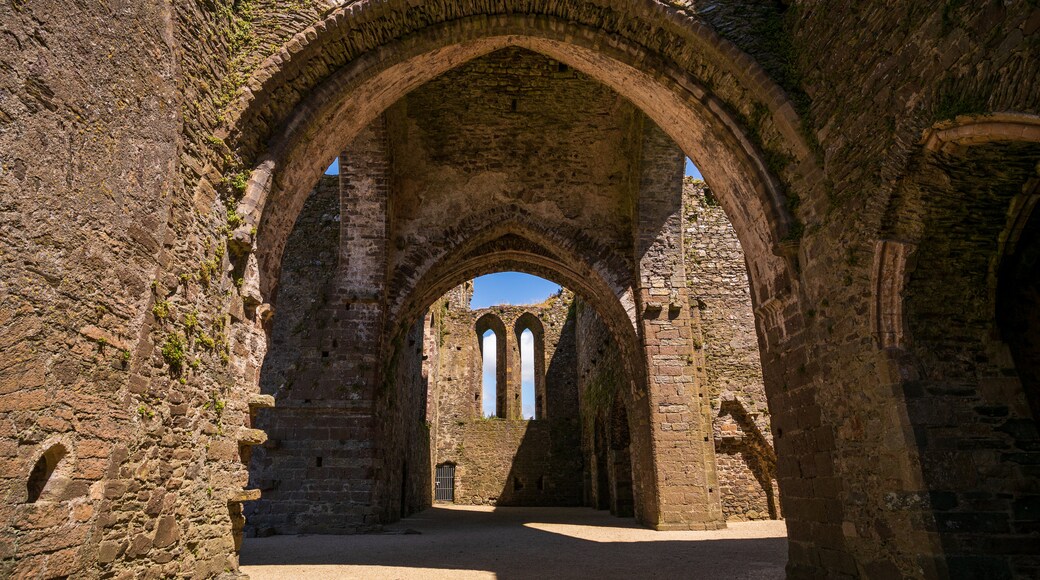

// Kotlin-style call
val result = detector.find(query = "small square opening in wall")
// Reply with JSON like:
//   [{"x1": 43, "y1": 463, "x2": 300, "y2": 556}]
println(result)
[
  {"x1": 322, "y1": 351, "x2": 329, "y2": 358},
  {"x1": 316, "y1": 457, "x2": 323, "y2": 467}
]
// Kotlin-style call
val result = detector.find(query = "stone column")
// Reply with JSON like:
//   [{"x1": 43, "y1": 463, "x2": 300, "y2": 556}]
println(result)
[
  {"x1": 333, "y1": 115, "x2": 393, "y2": 522},
  {"x1": 248, "y1": 117, "x2": 393, "y2": 534},
  {"x1": 633, "y1": 121, "x2": 724, "y2": 530},
  {"x1": 506, "y1": 319, "x2": 527, "y2": 420}
]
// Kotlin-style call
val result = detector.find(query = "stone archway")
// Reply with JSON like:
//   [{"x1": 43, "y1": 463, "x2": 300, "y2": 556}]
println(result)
[
  {"x1": 474, "y1": 312, "x2": 509, "y2": 419},
  {"x1": 223, "y1": 3, "x2": 843, "y2": 575},
  {"x1": 5, "y1": 1, "x2": 1040, "y2": 578},
  {"x1": 871, "y1": 113, "x2": 1040, "y2": 577},
  {"x1": 514, "y1": 312, "x2": 547, "y2": 420}
]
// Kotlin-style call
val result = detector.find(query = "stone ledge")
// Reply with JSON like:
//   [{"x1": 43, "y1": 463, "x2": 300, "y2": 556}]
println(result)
[
  {"x1": 249, "y1": 394, "x2": 276, "y2": 409},
  {"x1": 237, "y1": 428, "x2": 269, "y2": 446},
  {"x1": 228, "y1": 489, "x2": 262, "y2": 503}
]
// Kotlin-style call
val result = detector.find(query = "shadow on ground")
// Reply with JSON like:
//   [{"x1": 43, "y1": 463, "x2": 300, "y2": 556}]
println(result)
[{"x1": 240, "y1": 506, "x2": 787, "y2": 579}]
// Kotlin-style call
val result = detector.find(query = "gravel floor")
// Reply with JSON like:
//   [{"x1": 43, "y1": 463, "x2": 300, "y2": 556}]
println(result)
[{"x1": 240, "y1": 505, "x2": 788, "y2": 579}]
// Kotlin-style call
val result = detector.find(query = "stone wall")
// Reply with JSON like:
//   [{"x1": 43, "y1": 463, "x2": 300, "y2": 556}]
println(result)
[
  {"x1": 572, "y1": 181, "x2": 780, "y2": 523},
  {"x1": 574, "y1": 298, "x2": 628, "y2": 513},
  {"x1": 0, "y1": 2, "x2": 275, "y2": 577},
  {"x1": 386, "y1": 47, "x2": 638, "y2": 261},
  {"x1": 429, "y1": 289, "x2": 583, "y2": 506},
  {"x1": 3, "y1": 0, "x2": 1038, "y2": 577},
  {"x1": 684, "y1": 179, "x2": 778, "y2": 521},
  {"x1": 244, "y1": 119, "x2": 403, "y2": 535}
]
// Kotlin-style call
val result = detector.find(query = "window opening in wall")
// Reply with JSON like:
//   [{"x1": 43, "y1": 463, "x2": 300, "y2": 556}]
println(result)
[
  {"x1": 481, "y1": 329, "x2": 498, "y2": 418},
  {"x1": 26, "y1": 444, "x2": 67, "y2": 503},
  {"x1": 520, "y1": 328, "x2": 536, "y2": 420}
]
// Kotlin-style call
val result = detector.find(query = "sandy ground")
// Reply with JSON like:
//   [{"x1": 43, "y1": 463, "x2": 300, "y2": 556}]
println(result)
[{"x1": 240, "y1": 505, "x2": 788, "y2": 579}]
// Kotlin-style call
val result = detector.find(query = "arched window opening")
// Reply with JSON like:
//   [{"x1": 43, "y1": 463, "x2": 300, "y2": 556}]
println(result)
[
  {"x1": 476, "y1": 312, "x2": 509, "y2": 418},
  {"x1": 481, "y1": 329, "x2": 498, "y2": 418},
  {"x1": 520, "y1": 328, "x2": 536, "y2": 420},
  {"x1": 27, "y1": 444, "x2": 67, "y2": 503},
  {"x1": 514, "y1": 312, "x2": 547, "y2": 420}
]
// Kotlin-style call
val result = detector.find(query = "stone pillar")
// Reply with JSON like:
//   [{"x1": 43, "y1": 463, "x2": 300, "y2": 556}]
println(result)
[
  {"x1": 338, "y1": 116, "x2": 391, "y2": 395},
  {"x1": 507, "y1": 320, "x2": 524, "y2": 420},
  {"x1": 633, "y1": 121, "x2": 724, "y2": 530},
  {"x1": 247, "y1": 117, "x2": 393, "y2": 534},
  {"x1": 334, "y1": 115, "x2": 393, "y2": 521}
]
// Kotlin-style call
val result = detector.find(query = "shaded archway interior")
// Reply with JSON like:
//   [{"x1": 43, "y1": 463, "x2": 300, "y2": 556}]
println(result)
[
  {"x1": 997, "y1": 175, "x2": 1040, "y2": 420},
  {"x1": 891, "y1": 138, "x2": 1040, "y2": 571},
  {"x1": 240, "y1": 21, "x2": 799, "y2": 318},
  {"x1": 244, "y1": 27, "x2": 796, "y2": 567}
]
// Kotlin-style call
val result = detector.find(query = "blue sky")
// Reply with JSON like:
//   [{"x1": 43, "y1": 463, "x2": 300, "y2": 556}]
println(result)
[
  {"x1": 685, "y1": 157, "x2": 703, "y2": 179},
  {"x1": 470, "y1": 272, "x2": 561, "y2": 308}
]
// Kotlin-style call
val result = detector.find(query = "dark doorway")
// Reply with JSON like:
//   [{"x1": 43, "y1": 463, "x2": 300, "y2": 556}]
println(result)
[{"x1": 435, "y1": 463, "x2": 455, "y2": 502}]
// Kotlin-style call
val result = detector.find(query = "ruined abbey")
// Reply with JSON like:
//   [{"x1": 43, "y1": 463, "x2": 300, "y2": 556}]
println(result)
[{"x1": 1, "y1": 1, "x2": 1038, "y2": 578}]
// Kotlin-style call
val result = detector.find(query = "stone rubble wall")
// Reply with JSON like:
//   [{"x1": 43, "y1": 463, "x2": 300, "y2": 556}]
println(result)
[
  {"x1": 429, "y1": 291, "x2": 583, "y2": 506},
  {"x1": 0, "y1": 2, "x2": 278, "y2": 577},
  {"x1": 246, "y1": 176, "x2": 344, "y2": 535},
  {"x1": 574, "y1": 298, "x2": 627, "y2": 512},
  {"x1": 684, "y1": 178, "x2": 778, "y2": 522},
  {"x1": 2, "y1": 0, "x2": 1037, "y2": 576},
  {"x1": 571, "y1": 180, "x2": 780, "y2": 523}
]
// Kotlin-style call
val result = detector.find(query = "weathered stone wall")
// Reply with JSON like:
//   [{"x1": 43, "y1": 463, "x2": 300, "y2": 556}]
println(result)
[
  {"x1": 574, "y1": 298, "x2": 630, "y2": 514},
  {"x1": 442, "y1": 419, "x2": 583, "y2": 506},
  {"x1": 683, "y1": 179, "x2": 778, "y2": 521},
  {"x1": 380, "y1": 315, "x2": 435, "y2": 520},
  {"x1": 387, "y1": 47, "x2": 636, "y2": 250},
  {"x1": 247, "y1": 117, "x2": 412, "y2": 535},
  {"x1": 632, "y1": 120, "x2": 723, "y2": 530},
  {"x1": 246, "y1": 175, "x2": 346, "y2": 535},
  {"x1": 429, "y1": 289, "x2": 583, "y2": 506},
  {"x1": 780, "y1": 4, "x2": 1040, "y2": 577},
  {"x1": 381, "y1": 46, "x2": 642, "y2": 319},
  {"x1": 0, "y1": 1, "x2": 277, "y2": 577},
  {"x1": 4, "y1": 0, "x2": 1039, "y2": 577}
]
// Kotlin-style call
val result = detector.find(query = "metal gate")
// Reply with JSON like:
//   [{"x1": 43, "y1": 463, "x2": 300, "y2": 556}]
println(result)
[{"x1": 435, "y1": 463, "x2": 455, "y2": 502}]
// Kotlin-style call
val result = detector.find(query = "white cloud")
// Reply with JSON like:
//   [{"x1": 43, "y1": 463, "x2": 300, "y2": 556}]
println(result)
[
  {"x1": 520, "y1": 330, "x2": 534, "y2": 383},
  {"x1": 482, "y1": 333, "x2": 497, "y2": 417},
  {"x1": 520, "y1": 329, "x2": 535, "y2": 419}
]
